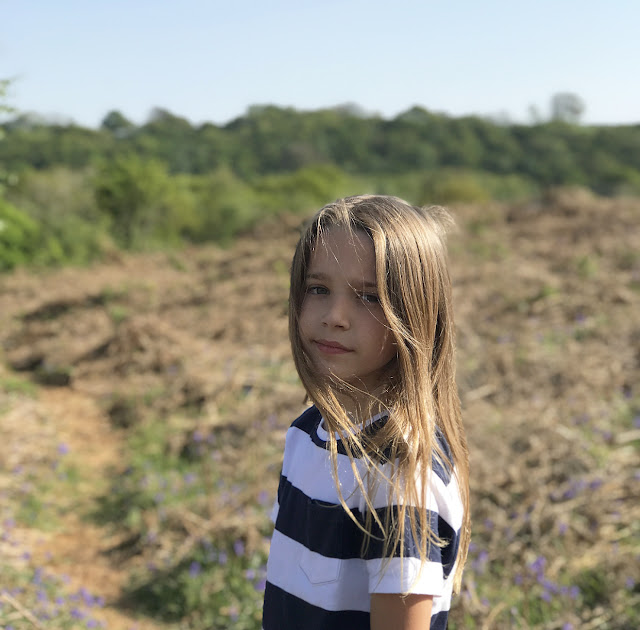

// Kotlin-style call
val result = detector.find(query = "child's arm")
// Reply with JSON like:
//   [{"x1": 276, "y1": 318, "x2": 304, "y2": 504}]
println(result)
[{"x1": 370, "y1": 593, "x2": 434, "y2": 630}]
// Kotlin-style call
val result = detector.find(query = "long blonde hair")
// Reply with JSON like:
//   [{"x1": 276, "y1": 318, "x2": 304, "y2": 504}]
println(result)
[{"x1": 288, "y1": 194, "x2": 470, "y2": 592}]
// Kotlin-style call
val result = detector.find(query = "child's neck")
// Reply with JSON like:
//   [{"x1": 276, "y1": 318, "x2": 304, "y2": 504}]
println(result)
[{"x1": 334, "y1": 390, "x2": 387, "y2": 423}]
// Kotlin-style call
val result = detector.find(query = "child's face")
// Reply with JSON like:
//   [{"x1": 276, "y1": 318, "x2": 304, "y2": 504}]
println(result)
[{"x1": 299, "y1": 227, "x2": 397, "y2": 401}]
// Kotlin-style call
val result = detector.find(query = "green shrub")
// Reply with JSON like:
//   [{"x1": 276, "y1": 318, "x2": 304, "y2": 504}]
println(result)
[
  {"x1": 187, "y1": 168, "x2": 258, "y2": 244},
  {"x1": 421, "y1": 170, "x2": 491, "y2": 204},
  {"x1": 94, "y1": 155, "x2": 198, "y2": 249},
  {"x1": 9, "y1": 167, "x2": 111, "y2": 266},
  {"x1": 0, "y1": 197, "x2": 40, "y2": 270},
  {"x1": 254, "y1": 164, "x2": 353, "y2": 215},
  {"x1": 420, "y1": 169, "x2": 536, "y2": 205}
]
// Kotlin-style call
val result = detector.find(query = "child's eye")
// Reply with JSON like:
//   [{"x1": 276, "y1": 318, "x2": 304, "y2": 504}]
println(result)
[
  {"x1": 307, "y1": 285, "x2": 328, "y2": 295},
  {"x1": 360, "y1": 293, "x2": 380, "y2": 305}
]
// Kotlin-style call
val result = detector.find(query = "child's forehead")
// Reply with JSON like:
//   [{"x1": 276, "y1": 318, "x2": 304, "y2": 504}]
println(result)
[
  {"x1": 306, "y1": 227, "x2": 377, "y2": 281},
  {"x1": 310, "y1": 226, "x2": 373, "y2": 259}
]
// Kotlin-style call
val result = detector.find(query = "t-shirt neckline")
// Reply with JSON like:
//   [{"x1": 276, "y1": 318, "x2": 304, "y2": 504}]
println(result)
[{"x1": 316, "y1": 410, "x2": 389, "y2": 442}]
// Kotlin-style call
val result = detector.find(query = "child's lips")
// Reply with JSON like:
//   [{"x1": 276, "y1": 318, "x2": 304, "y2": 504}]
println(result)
[{"x1": 314, "y1": 339, "x2": 352, "y2": 354}]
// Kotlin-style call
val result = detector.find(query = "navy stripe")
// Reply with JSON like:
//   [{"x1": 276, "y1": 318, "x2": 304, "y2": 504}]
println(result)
[
  {"x1": 430, "y1": 609, "x2": 450, "y2": 630},
  {"x1": 310, "y1": 416, "x2": 394, "y2": 462},
  {"x1": 263, "y1": 582, "x2": 370, "y2": 630},
  {"x1": 276, "y1": 476, "x2": 458, "y2": 574},
  {"x1": 292, "y1": 406, "x2": 454, "y2": 485},
  {"x1": 263, "y1": 582, "x2": 451, "y2": 630},
  {"x1": 291, "y1": 405, "x2": 323, "y2": 433}
]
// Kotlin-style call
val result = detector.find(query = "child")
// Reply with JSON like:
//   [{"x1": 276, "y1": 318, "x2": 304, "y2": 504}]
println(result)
[{"x1": 263, "y1": 195, "x2": 470, "y2": 630}]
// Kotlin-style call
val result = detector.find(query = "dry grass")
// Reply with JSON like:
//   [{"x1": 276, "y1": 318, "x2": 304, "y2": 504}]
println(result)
[{"x1": 0, "y1": 191, "x2": 638, "y2": 628}]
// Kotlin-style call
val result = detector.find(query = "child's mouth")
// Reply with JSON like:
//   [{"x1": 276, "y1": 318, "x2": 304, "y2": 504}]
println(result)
[{"x1": 314, "y1": 339, "x2": 352, "y2": 354}]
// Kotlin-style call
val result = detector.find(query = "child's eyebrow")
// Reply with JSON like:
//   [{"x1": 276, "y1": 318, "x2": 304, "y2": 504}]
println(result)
[{"x1": 306, "y1": 272, "x2": 378, "y2": 289}]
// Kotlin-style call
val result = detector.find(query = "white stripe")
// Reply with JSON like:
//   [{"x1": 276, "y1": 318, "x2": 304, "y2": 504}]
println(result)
[
  {"x1": 267, "y1": 529, "x2": 370, "y2": 612},
  {"x1": 266, "y1": 530, "x2": 453, "y2": 614},
  {"x1": 283, "y1": 425, "x2": 463, "y2": 530},
  {"x1": 367, "y1": 556, "x2": 444, "y2": 596},
  {"x1": 282, "y1": 426, "x2": 421, "y2": 511},
  {"x1": 430, "y1": 472, "x2": 464, "y2": 530}
]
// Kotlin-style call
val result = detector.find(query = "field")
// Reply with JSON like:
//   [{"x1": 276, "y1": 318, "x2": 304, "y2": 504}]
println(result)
[{"x1": 1, "y1": 189, "x2": 639, "y2": 629}]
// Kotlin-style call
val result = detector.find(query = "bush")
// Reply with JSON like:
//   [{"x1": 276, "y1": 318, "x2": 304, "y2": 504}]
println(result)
[
  {"x1": 0, "y1": 197, "x2": 40, "y2": 270},
  {"x1": 421, "y1": 170, "x2": 492, "y2": 204},
  {"x1": 254, "y1": 164, "x2": 353, "y2": 215},
  {"x1": 419, "y1": 169, "x2": 536, "y2": 205},
  {"x1": 94, "y1": 155, "x2": 198, "y2": 249},
  {"x1": 10, "y1": 167, "x2": 111, "y2": 266},
  {"x1": 187, "y1": 168, "x2": 258, "y2": 244}
]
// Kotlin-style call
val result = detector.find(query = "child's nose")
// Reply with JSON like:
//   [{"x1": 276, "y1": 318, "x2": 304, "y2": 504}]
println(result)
[{"x1": 322, "y1": 295, "x2": 350, "y2": 328}]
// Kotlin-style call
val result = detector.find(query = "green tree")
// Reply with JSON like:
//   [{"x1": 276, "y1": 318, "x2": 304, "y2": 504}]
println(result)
[
  {"x1": 0, "y1": 197, "x2": 41, "y2": 270},
  {"x1": 187, "y1": 168, "x2": 257, "y2": 244},
  {"x1": 101, "y1": 110, "x2": 136, "y2": 138},
  {"x1": 0, "y1": 78, "x2": 16, "y2": 194},
  {"x1": 550, "y1": 92, "x2": 585, "y2": 124},
  {"x1": 135, "y1": 108, "x2": 196, "y2": 173},
  {"x1": 94, "y1": 155, "x2": 196, "y2": 249},
  {"x1": 12, "y1": 167, "x2": 107, "y2": 265}
]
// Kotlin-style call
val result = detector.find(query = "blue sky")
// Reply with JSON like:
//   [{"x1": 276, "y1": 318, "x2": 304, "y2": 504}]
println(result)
[{"x1": 3, "y1": 0, "x2": 639, "y2": 128}]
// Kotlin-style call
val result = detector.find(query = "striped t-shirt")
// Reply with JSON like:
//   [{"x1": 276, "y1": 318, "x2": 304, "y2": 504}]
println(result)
[{"x1": 263, "y1": 405, "x2": 464, "y2": 630}]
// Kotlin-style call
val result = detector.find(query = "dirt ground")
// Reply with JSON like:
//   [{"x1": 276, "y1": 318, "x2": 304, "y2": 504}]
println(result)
[{"x1": 1, "y1": 190, "x2": 639, "y2": 628}]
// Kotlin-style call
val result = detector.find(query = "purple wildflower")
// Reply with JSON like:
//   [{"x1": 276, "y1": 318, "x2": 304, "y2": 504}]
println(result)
[
  {"x1": 529, "y1": 556, "x2": 546, "y2": 577},
  {"x1": 472, "y1": 550, "x2": 489, "y2": 574},
  {"x1": 33, "y1": 567, "x2": 44, "y2": 585},
  {"x1": 189, "y1": 561, "x2": 202, "y2": 578}
]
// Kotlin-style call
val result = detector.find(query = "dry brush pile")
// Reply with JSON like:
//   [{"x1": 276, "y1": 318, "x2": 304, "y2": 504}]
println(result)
[{"x1": 0, "y1": 190, "x2": 638, "y2": 629}]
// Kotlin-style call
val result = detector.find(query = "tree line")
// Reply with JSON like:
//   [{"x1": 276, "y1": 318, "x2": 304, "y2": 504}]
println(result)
[
  {"x1": 3, "y1": 103, "x2": 640, "y2": 191},
  {"x1": 1, "y1": 101, "x2": 639, "y2": 270}
]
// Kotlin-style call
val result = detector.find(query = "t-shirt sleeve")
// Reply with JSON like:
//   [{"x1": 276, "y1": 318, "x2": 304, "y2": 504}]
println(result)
[{"x1": 365, "y1": 468, "x2": 463, "y2": 596}]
